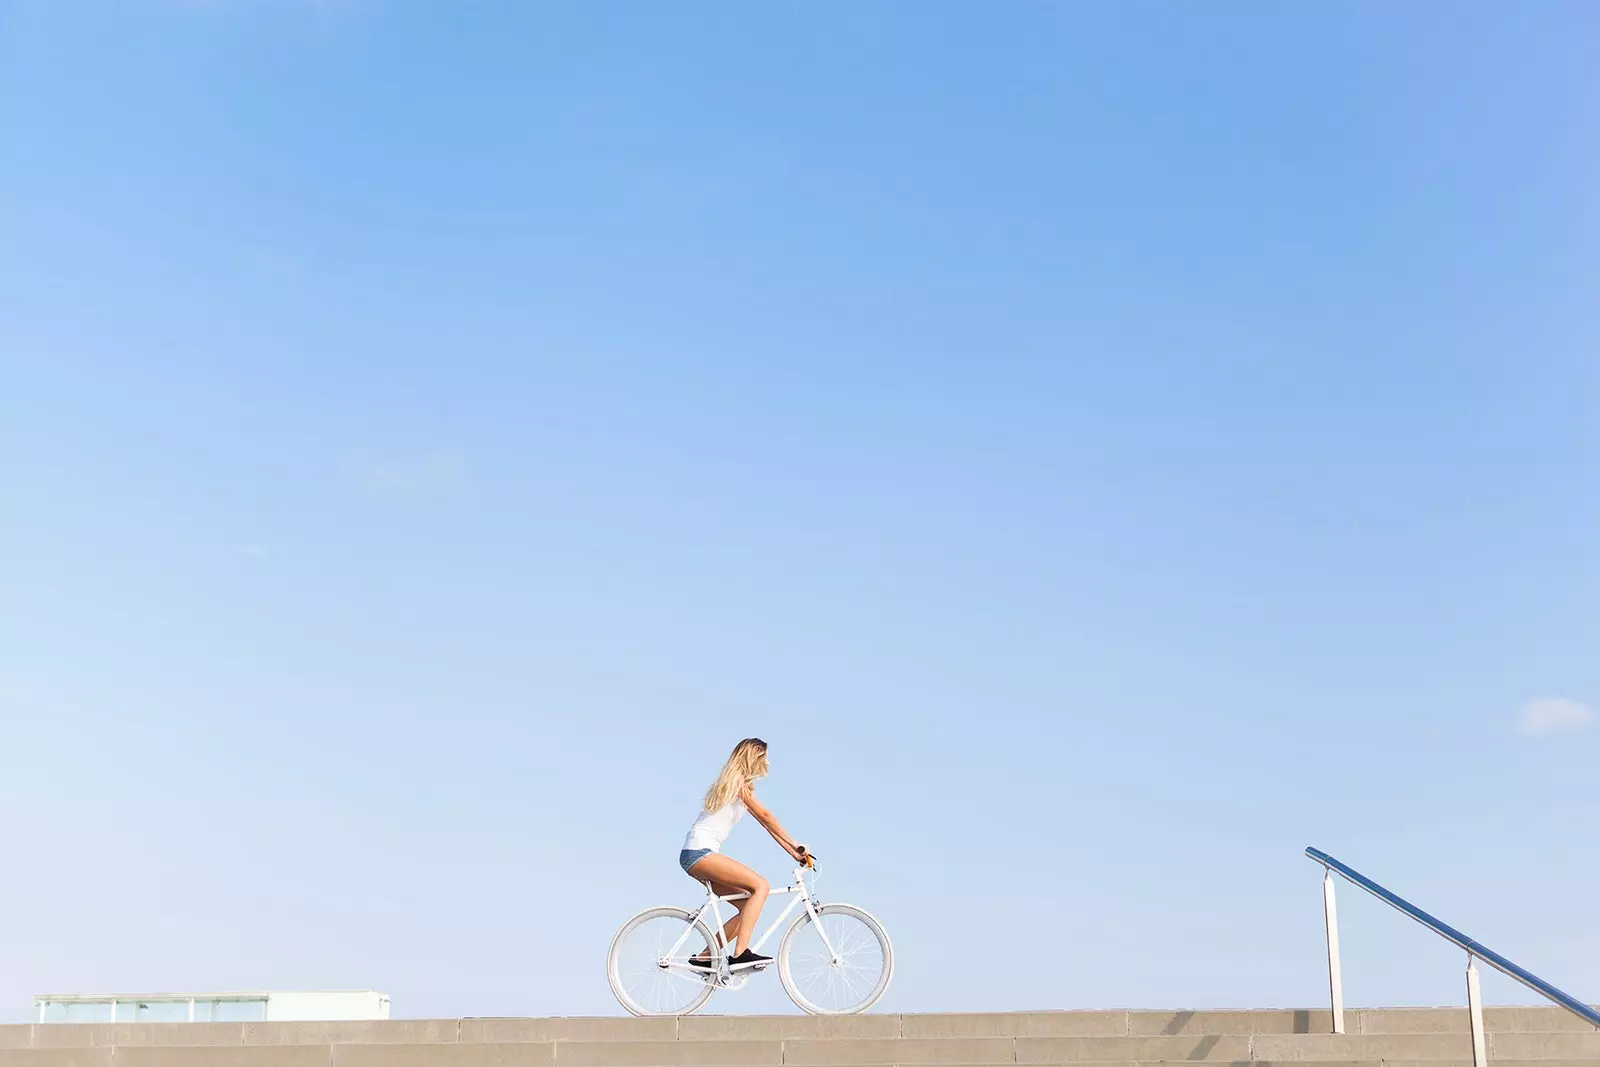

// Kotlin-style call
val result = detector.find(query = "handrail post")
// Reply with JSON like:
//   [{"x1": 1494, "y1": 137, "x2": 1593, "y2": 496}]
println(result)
[
  {"x1": 1467, "y1": 957, "x2": 1489, "y2": 1067},
  {"x1": 1323, "y1": 867, "x2": 1346, "y2": 1034},
  {"x1": 1307, "y1": 847, "x2": 1600, "y2": 1033}
]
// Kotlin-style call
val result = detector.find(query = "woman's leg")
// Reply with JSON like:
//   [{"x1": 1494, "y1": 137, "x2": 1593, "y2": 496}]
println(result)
[
  {"x1": 686, "y1": 853, "x2": 769, "y2": 956},
  {"x1": 710, "y1": 881, "x2": 746, "y2": 954},
  {"x1": 688, "y1": 881, "x2": 745, "y2": 960}
]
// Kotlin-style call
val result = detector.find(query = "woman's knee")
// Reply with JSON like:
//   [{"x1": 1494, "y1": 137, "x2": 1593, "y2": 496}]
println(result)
[{"x1": 750, "y1": 875, "x2": 770, "y2": 898}]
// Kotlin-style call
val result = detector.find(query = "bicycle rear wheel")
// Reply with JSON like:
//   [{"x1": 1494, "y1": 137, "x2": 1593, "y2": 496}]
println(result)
[
  {"x1": 607, "y1": 907, "x2": 719, "y2": 1017},
  {"x1": 777, "y1": 903, "x2": 893, "y2": 1015}
]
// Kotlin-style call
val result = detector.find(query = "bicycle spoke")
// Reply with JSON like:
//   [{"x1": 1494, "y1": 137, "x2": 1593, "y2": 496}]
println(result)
[
  {"x1": 610, "y1": 911, "x2": 716, "y2": 1017},
  {"x1": 781, "y1": 907, "x2": 889, "y2": 1014}
]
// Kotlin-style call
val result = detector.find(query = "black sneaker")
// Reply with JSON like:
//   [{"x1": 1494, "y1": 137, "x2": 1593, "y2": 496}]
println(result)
[
  {"x1": 727, "y1": 949, "x2": 772, "y2": 970},
  {"x1": 687, "y1": 955, "x2": 715, "y2": 970}
]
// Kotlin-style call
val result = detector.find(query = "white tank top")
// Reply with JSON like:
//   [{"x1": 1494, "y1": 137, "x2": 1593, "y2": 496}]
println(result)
[{"x1": 683, "y1": 797, "x2": 746, "y2": 852}]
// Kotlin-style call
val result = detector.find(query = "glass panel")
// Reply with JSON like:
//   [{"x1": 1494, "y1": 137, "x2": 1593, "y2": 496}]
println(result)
[
  {"x1": 128, "y1": 1001, "x2": 189, "y2": 1023},
  {"x1": 41, "y1": 997, "x2": 270, "y2": 1025},
  {"x1": 62, "y1": 1002, "x2": 113, "y2": 1023},
  {"x1": 207, "y1": 999, "x2": 267, "y2": 1022}
]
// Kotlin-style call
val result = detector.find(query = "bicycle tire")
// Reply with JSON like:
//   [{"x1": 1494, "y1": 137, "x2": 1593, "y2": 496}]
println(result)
[
  {"x1": 777, "y1": 902, "x2": 893, "y2": 1015},
  {"x1": 607, "y1": 906, "x2": 720, "y2": 1017}
]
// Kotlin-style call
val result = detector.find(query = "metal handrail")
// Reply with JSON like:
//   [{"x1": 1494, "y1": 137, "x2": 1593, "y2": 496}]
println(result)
[{"x1": 1306, "y1": 847, "x2": 1600, "y2": 1030}]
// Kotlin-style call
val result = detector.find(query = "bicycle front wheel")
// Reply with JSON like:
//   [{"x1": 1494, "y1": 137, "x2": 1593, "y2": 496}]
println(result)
[
  {"x1": 607, "y1": 906, "x2": 719, "y2": 1017},
  {"x1": 778, "y1": 903, "x2": 893, "y2": 1015}
]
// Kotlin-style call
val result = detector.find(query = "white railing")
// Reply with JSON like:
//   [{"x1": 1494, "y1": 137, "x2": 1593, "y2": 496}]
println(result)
[{"x1": 1307, "y1": 847, "x2": 1600, "y2": 1067}]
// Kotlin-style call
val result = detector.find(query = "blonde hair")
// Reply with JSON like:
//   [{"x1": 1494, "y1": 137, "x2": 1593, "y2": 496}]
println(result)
[{"x1": 703, "y1": 737, "x2": 769, "y2": 812}]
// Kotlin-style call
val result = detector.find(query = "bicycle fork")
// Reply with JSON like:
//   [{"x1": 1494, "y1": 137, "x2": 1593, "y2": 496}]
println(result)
[{"x1": 799, "y1": 893, "x2": 844, "y2": 966}]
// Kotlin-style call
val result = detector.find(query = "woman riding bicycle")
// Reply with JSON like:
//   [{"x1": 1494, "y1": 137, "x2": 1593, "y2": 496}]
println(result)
[
  {"x1": 608, "y1": 735, "x2": 887, "y2": 1014},
  {"x1": 679, "y1": 737, "x2": 810, "y2": 970}
]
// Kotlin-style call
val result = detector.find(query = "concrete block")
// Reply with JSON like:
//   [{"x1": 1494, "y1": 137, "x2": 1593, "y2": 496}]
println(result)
[
  {"x1": 1492, "y1": 1032, "x2": 1600, "y2": 1058},
  {"x1": 782, "y1": 1039, "x2": 1015, "y2": 1065},
  {"x1": 1015, "y1": 1036, "x2": 1251, "y2": 1062},
  {"x1": 0, "y1": 1052, "x2": 114, "y2": 1067},
  {"x1": 904, "y1": 1013, "x2": 1129, "y2": 1039},
  {"x1": 246, "y1": 1021, "x2": 461, "y2": 1045},
  {"x1": 679, "y1": 1017, "x2": 900, "y2": 1041},
  {"x1": 0, "y1": 1031, "x2": 31, "y2": 1051},
  {"x1": 1060, "y1": 1061, "x2": 1370, "y2": 1067},
  {"x1": 1485, "y1": 1007, "x2": 1600, "y2": 1033},
  {"x1": 1129, "y1": 1010, "x2": 1336, "y2": 1036},
  {"x1": 1250, "y1": 1033, "x2": 1472, "y2": 1061},
  {"x1": 1355, "y1": 1010, "x2": 1471, "y2": 1035},
  {"x1": 20, "y1": 1031, "x2": 104, "y2": 1050},
  {"x1": 461, "y1": 1020, "x2": 678, "y2": 1043},
  {"x1": 554, "y1": 1041, "x2": 779, "y2": 1067},
  {"x1": 333, "y1": 1045, "x2": 553, "y2": 1067},
  {"x1": 1380, "y1": 1061, "x2": 1600, "y2": 1067},
  {"x1": 73, "y1": 1024, "x2": 246, "y2": 1047},
  {"x1": 1358, "y1": 1005, "x2": 1600, "y2": 1034},
  {"x1": 111, "y1": 1049, "x2": 331, "y2": 1067}
]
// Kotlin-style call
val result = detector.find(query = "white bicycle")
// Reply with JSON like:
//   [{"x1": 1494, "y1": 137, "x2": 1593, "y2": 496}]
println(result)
[{"x1": 607, "y1": 857, "x2": 893, "y2": 1016}]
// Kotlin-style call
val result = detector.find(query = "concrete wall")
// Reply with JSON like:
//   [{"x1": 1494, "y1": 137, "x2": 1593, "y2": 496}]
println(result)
[{"x1": 1, "y1": 1008, "x2": 1595, "y2": 1067}]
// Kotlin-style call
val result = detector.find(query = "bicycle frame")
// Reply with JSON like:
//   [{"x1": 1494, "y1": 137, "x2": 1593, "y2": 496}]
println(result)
[{"x1": 664, "y1": 865, "x2": 842, "y2": 977}]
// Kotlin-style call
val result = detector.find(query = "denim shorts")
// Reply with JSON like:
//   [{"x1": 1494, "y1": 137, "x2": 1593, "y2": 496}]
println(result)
[{"x1": 679, "y1": 848, "x2": 713, "y2": 874}]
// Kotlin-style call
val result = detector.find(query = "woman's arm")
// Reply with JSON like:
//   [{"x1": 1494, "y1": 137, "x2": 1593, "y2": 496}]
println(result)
[{"x1": 741, "y1": 783, "x2": 806, "y2": 861}]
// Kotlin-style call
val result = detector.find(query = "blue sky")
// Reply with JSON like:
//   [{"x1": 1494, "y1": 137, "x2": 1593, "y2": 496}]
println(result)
[{"x1": 1, "y1": 0, "x2": 1597, "y2": 1022}]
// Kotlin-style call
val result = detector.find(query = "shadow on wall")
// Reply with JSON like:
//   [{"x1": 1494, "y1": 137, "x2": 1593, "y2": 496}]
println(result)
[{"x1": 1157, "y1": 1010, "x2": 1317, "y2": 1038}]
